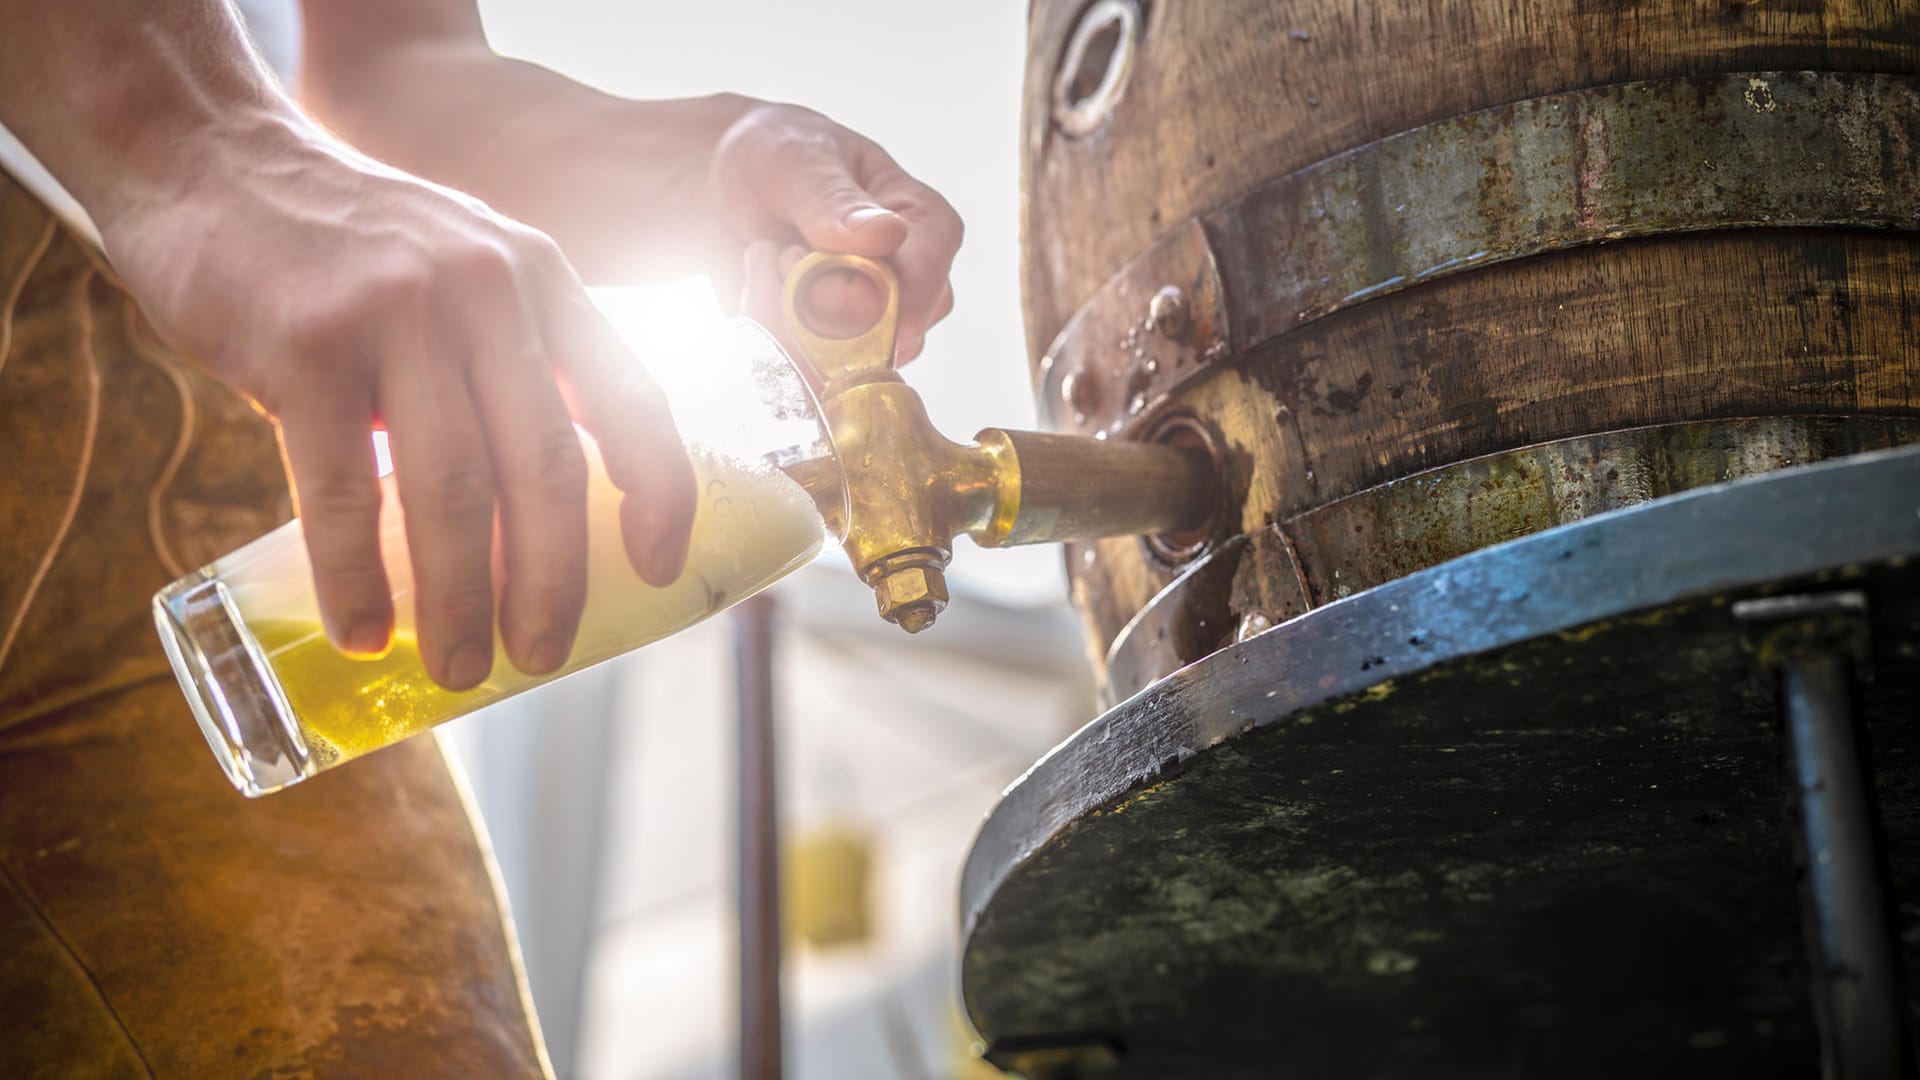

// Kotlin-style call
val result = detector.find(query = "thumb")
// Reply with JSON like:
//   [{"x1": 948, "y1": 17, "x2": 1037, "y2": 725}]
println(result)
[{"x1": 757, "y1": 146, "x2": 908, "y2": 256}]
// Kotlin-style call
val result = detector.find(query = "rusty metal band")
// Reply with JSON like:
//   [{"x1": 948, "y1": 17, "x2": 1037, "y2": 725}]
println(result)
[
  {"x1": 1037, "y1": 71, "x2": 1920, "y2": 437},
  {"x1": 1100, "y1": 415, "x2": 1920, "y2": 704}
]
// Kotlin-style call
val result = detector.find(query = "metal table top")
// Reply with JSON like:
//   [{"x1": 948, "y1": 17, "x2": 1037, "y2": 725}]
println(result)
[{"x1": 961, "y1": 444, "x2": 1920, "y2": 1079}]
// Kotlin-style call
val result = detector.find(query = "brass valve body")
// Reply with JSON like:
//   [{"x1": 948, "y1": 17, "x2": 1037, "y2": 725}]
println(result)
[{"x1": 781, "y1": 254, "x2": 1217, "y2": 632}]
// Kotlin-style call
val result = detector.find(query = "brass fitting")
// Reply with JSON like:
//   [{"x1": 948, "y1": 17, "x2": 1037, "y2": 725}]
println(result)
[
  {"x1": 866, "y1": 551, "x2": 949, "y2": 634},
  {"x1": 782, "y1": 253, "x2": 1218, "y2": 633}
]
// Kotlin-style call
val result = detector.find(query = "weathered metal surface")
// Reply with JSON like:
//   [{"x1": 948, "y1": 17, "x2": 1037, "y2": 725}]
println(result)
[
  {"x1": 1099, "y1": 535, "x2": 1256, "y2": 708},
  {"x1": 962, "y1": 445, "x2": 1920, "y2": 1078},
  {"x1": 1100, "y1": 416, "x2": 1920, "y2": 704},
  {"x1": 1737, "y1": 592, "x2": 1917, "y2": 1079},
  {"x1": 1050, "y1": 0, "x2": 1139, "y2": 140},
  {"x1": 1059, "y1": 231, "x2": 1920, "y2": 685},
  {"x1": 1038, "y1": 220, "x2": 1229, "y2": 437},
  {"x1": 780, "y1": 251, "x2": 1212, "y2": 634},
  {"x1": 733, "y1": 594, "x2": 783, "y2": 1080},
  {"x1": 1019, "y1": 3, "x2": 1920, "y2": 362},
  {"x1": 1039, "y1": 71, "x2": 1920, "y2": 438}
]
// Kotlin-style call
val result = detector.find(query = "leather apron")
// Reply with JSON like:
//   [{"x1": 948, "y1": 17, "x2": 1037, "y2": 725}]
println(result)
[{"x1": 0, "y1": 167, "x2": 552, "y2": 1078}]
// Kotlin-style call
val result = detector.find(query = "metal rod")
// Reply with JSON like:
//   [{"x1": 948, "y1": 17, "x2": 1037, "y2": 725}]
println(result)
[
  {"x1": 734, "y1": 593, "x2": 782, "y2": 1080},
  {"x1": 1777, "y1": 651, "x2": 1913, "y2": 1080}
]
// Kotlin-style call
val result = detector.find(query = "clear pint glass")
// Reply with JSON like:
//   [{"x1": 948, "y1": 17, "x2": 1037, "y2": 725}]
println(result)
[{"x1": 154, "y1": 319, "x2": 843, "y2": 797}]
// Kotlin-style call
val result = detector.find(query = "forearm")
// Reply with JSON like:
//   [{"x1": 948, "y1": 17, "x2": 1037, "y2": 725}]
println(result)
[
  {"x1": 298, "y1": 0, "x2": 961, "y2": 345},
  {"x1": 0, "y1": 1, "x2": 309, "y2": 236},
  {"x1": 301, "y1": 36, "x2": 750, "y2": 283}
]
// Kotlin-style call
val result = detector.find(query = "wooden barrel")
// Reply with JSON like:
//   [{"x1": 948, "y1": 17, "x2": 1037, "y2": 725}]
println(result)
[{"x1": 1022, "y1": 2, "x2": 1920, "y2": 702}]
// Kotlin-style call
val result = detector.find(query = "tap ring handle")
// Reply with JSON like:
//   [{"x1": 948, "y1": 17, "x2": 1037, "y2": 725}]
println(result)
[{"x1": 780, "y1": 252, "x2": 901, "y2": 386}]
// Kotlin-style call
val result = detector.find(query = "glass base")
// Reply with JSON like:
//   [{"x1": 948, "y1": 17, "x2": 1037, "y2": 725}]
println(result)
[{"x1": 154, "y1": 572, "x2": 313, "y2": 797}]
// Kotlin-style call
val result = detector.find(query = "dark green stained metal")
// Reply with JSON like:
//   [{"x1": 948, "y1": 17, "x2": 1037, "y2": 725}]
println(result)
[
  {"x1": 961, "y1": 445, "x2": 1920, "y2": 1079},
  {"x1": 1102, "y1": 416, "x2": 1920, "y2": 704}
]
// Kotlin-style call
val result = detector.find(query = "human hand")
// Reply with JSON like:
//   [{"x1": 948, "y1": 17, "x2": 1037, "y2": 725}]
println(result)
[
  {"x1": 710, "y1": 102, "x2": 961, "y2": 363},
  {"x1": 100, "y1": 118, "x2": 696, "y2": 690}
]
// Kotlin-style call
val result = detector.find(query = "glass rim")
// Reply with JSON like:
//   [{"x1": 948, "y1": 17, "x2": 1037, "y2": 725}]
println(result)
[
  {"x1": 153, "y1": 574, "x2": 313, "y2": 797},
  {"x1": 739, "y1": 318, "x2": 852, "y2": 543}
]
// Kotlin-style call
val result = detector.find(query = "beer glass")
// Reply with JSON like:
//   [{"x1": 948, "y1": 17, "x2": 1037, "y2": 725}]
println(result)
[{"x1": 155, "y1": 318, "x2": 843, "y2": 797}]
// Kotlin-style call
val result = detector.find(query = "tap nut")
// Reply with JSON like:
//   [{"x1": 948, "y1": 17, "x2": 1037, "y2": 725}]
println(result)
[{"x1": 874, "y1": 563, "x2": 950, "y2": 634}]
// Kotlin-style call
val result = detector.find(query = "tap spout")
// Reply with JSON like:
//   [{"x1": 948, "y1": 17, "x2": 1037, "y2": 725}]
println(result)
[{"x1": 782, "y1": 253, "x2": 1219, "y2": 632}]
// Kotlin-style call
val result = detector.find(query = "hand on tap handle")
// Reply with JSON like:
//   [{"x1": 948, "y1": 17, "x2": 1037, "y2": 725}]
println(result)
[
  {"x1": 767, "y1": 253, "x2": 1222, "y2": 634},
  {"x1": 0, "y1": 1, "x2": 966, "y2": 689}
]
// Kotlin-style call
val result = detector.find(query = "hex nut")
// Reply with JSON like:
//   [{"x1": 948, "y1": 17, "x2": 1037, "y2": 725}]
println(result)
[
  {"x1": 878, "y1": 564, "x2": 950, "y2": 610},
  {"x1": 875, "y1": 564, "x2": 950, "y2": 631}
]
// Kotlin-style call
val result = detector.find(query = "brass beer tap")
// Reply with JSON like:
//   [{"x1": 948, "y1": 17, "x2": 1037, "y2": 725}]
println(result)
[{"x1": 781, "y1": 253, "x2": 1218, "y2": 633}]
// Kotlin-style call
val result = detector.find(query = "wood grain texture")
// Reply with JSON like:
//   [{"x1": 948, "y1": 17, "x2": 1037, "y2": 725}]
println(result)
[
  {"x1": 1026, "y1": 3, "x2": 1920, "y2": 684},
  {"x1": 1022, "y1": 1, "x2": 1920, "y2": 356},
  {"x1": 1067, "y1": 229, "x2": 1920, "y2": 667}
]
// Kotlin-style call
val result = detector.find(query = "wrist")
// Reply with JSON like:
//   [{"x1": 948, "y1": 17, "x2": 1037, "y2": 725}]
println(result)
[
  {"x1": 545, "y1": 90, "x2": 758, "y2": 179},
  {"x1": 451, "y1": 89, "x2": 763, "y2": 281},
  {"x1": 601, "y1": 90, "x2": 759, "y2": 196},
  {"x1": 86, "y1": 103, "x2": 320, "y2": 238},
  {"x1": 61, "y1": 19, "x2": 321, "y2": 238},
  {"x1": 679, "y1": 92, "x2": 760, "y2": 144},
  {"x1": 0, "y1": 8, "x2": 314, "y2": 243}
]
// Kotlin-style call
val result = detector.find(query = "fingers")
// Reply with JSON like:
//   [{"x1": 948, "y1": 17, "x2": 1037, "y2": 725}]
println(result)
[
  {"x1": 738, "y1": 241, "x2": 808, "y2": 382},
  {"x1": 463, "y1": 278, "x2": 590, "y2": 677},
  {"x1": 768, "y1": 242, "x2": 887, "y2": 345},
  {"x1": 703, "y1": 218, "x2": 750, "y2": 317},
  {"x1": 798, "y1": 266, "x2": 887, "y2": 339},
  {"x1": 896, "y1": 282, "x2": 953, "y2": 364},
  {"x1": 379, "y1": 337, "x2": 499, "y2": 692},
  {"x1": 714, "y1": 109, "x2": 964, "y2": 366},
  {"x1": 739, "y1": 243, "x2": 887, "y2": 384},
  {"x1": 287, "y1": 238, "x2": 662, "y2": 691},
  {"x1": 722, "y1": 122, "x2": 910, "y2": 258},
  {"x1": 860, "y1": 153, "x2": 964, "y2": 359},
  {"x1": 542, "y1": 278, "x2": 697, "y2": 588},
  {"x1": 738, "y1": 241, "x2": 785, "y2": 327},
  {"x1": 276, "y1": 371, "x2": 392, "y2": 657}
]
